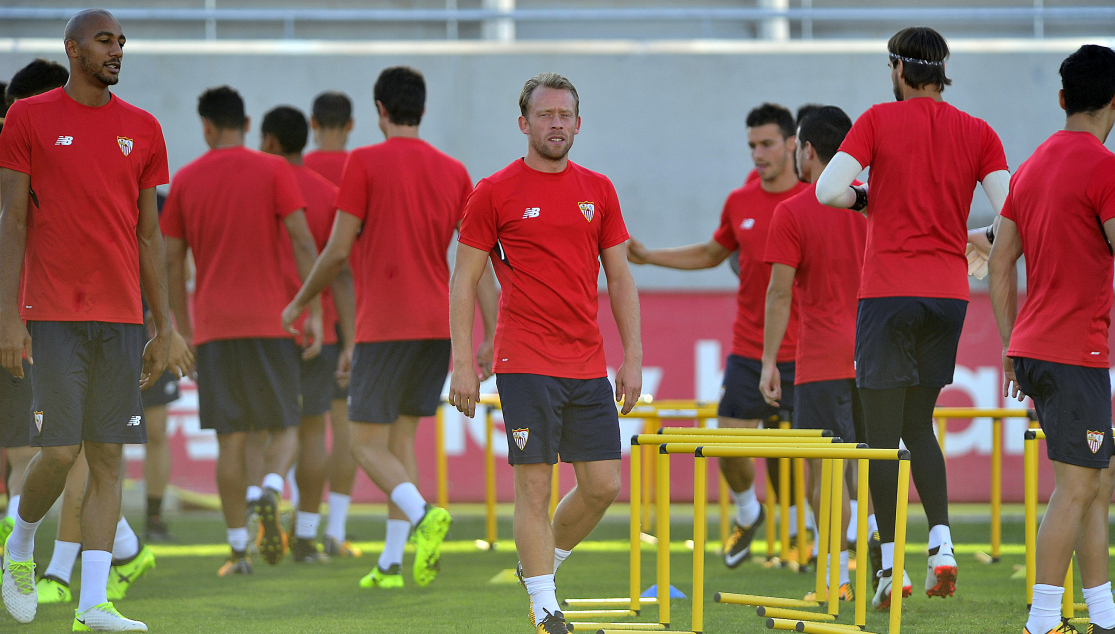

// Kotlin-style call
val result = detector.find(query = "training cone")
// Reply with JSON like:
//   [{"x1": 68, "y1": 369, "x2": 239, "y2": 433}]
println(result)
[
  {"x1": 488, "y1": 568, "x2": 522, "y2": 585},
  {"x1": 641, "y1": 584, "x2": 687, "y2": 599}
]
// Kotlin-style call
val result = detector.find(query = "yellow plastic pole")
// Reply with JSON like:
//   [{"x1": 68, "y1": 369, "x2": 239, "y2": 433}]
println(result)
[
  {"x1": 765, "y1": 476, "x2": 777, "y2": 561},
  {"x1": 643, "y1": 421, "x2": 654, "y2": 532},
  {"x1": 630, "y1": 442, "x2": 641, "y2": 613},
  {"x1": 550, "y1": 463, "x2": 560, "y2": 521},
  {"x1": 890, "y1": 458, "x2": 911, "y2": 634},
  {"x1": 485, "y1": 408, "x2": 496, "y2": 547},
  {"x1": 794, "y1": 457, "x2": 808, "y2": 569},
  {"x1": 435, "y1": 407, "x2": 448, "y2": 509},
  {"x1": 855, "y1": 458, "x2": 869, "y2": 630},
  {"x1": 719, "y1": 474, "x2": 730, "y2": 552},
  {"x1": 1063, "y1": 562, "x2": 1074, "y2": 619},
  {"x1": 991, "y1": 418, "x2": 1002, "y2": 562},
  {"x1": 815, "y1": 458, "x2": 832, "y2": 601},
  {"x1": 936, "y1": 417, "x2": 947, "y2": 454},
  {"x1": 1025, "y1": 432, "x2": 1038, "y2": 606},
  {"x1": 828, "y1": 458, "x2": 844, "y2": 617},
  {"x1": 713, "y1": 592, "x2": 819, "y2": 608},
  {"x1": 657, "y1": 449, "x2": 670, "y2": 627},
  {"x1": 693, "y1": 455, "x2": 706, "y2": 634},
  {"x1": 779, "y1": 422, "x2": 792, "y2": 564}
]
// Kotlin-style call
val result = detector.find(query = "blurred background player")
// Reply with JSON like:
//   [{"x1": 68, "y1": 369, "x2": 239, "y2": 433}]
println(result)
[
  {"x1": 989, "y1": 44, "x2": 1115, "y2": 634},
  {"x1": 449, "y1": 72, "x2": 642, "y2": 634},
  {"x1": 261, "y1": 104, "x2": 355, "y2": 563},
  {"x1": 627, "y1": 102, "x2": 808, "y2": 568},
  {"x1": 816, "y1": 26, "x2": 1011, "y2": 608},
  {"x1": 162, "y1": 85, "x2": 323, "y2": 576},
  {"x1": 0, "y1": 9, "x2": 172, "y2": 631},
  {"x1": 760, "y1": 105, "x2": 869, "y2": 600},
  {"x1": 283, "y1": 66, "x2": 496, "y2": 590},
  {"x1": 304, "y1": 90, "x2": 353, "y2": 186}
]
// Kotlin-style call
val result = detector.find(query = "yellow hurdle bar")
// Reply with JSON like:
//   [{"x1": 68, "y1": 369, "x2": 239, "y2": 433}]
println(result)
[
  {"x1": 779, "y1": 421, "x2": 792, "y2": 567},
  {"x1": 827, "y1": 458, "x2": 844, "y2": 617},
  {"x1": 484, "y1": 407, "x2": 497, "y2": 548},
  {"x1": 765, "y1": 618, "x2": 801, "y2": 631},
  {"x1": 690, "y1": 446, "x2": 897, "y2": 460},
  {"x1": 855, "y1": 458, "x2": 870, "y2": 629},
  {"x1": 755, "y1": 607, "x2": 835, "y2": 622},
  {"x1": 794, "y1": 457, "x2": 808, "y2": 570},
  {"x1": 931, "y1": 407, "x2": 1031, "y2": 418},
  {"x1": 630, "y1": 439, "x2": 642, "y2": 613},
  {"x1": 693, "y1": 454, "x2": 707, "y2": 634},
  {"x1": 564, "y1": 610, "x2": 636, "y2": 619},
  {"x1": 796, "y1": 622, "x2": 873, "y2": 634},
  {"x1": 891, "y1": 458, "x2": 912, "y2": 634},
  {"x1": 815, "y1": 458, "x2": 832, "y2": 602},
  {"x1": 660, "y1": 427, "x2": 828, "y2": 437},
  {"x1": 657, "y1": 447, "x2": 670, "y2": 628},
  {"x1": 714, "y1": 592, "x2": 821, "y2": 609},
  {"x1": 1025, "y1": 428, "x2": 1039, "y2": 606},
  {"x1": 551, "y1": 463, "x2": 560, "y2": 521},
  {"x1": 991, "y1": 418, "x2": 1003, "y2": 562},
  {"x1": 435, "y1": 407, "x2": 448, "y2": 509},
  {"x1": 568, "y1": 624, "x2": 666, "y2": 632},
  {"x1": 766, "y1": 477, "x2": 777, "y2": 562},
  {"x1": 636, "y1": 434, "x2": 839, "y2": 446}
]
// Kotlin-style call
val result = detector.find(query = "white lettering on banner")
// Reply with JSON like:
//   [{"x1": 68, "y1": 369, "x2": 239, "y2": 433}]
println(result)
[
  {"x1": 938, "y1": 366, "x2": 1000, "y2": 457},
  {"x1": 695, "y1": 340, "x2": 724, "y2": 402}
]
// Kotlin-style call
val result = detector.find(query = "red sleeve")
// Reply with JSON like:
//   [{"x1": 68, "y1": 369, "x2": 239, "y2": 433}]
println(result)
[
  {"x1": 763, "y1": 204, "x2": 803, "y2": 269},
  {"x1": 0, "y1": 101, "x2": 32, "y2": 174},
  {"x1": 458, "y1": 179, "x2": 499, "y2": 252},
  {"x1": 838, "y1": 106, "x2": 878, "y2": 169},
  {"x1": 273, "y1": 160, "x2": 306, "y2": 219},
  {"x1": 457, "y1": 166, "x2": 473, "y2": 226},
  {"x1": 160, "y1": 179, "x2": 186, "y2": 240},
  {"x1": 977, "y1": 121, "x2": 1009, "y2": 181},
  {"x1": 334, "y1": 154, "x2": 369, "y2": 221},
  {"x1": 1091, "y1": 156, "x2": 1115, "y2": 224},
  {"x1": 712, "y1": 197, "x2": 738, "y2": 251},
  {"x1": 599, "y1": 178, "x2": 630, "y2": 250},
  {"x1": 139, "y1": 119, "x2": 170, "y2": 189}
]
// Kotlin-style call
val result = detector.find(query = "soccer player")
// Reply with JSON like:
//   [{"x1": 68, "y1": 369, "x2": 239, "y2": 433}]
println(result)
[
  {"x1": 761, "y1": 105, "x2": 866, "y2": 600},
  {"x1": 260, "y1": 104, "x2": 354, "y2": 563},
  {"x1": 162, "y1": 85, "x2": 323, "y2": 575},
  {"x1": 448, "y1": 72, "x2": 642, "y2": 634},
  {"x1": 628, "y1": 102, "x2": 808, "y2": 567},
  {"x1": 282, "y1": 66, "x2": 496, "y2": 589},
  {"x1": 304, "y1": 90, "x2": 353, "y2": 186},
  {"x1": 0, "y1": 9, "x2": 171, "y2": 631},
  {"x1": 988, "y1": 45, "x2": 1115, "y2": 634},
  {"x1": 816, "y1": 26, "x2": 1010, "y2": 608}
]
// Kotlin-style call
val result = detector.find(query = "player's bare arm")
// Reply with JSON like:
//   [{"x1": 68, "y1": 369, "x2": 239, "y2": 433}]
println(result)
[
  {"x1": 282, "y1": 209, "x2": 359, "y2": 339},
  {"x1": 281, "y1": 209, "x2": 323, "y2": 360},
  {"x1": 626, "y1": 235, "x2": 731, "y2": 270},
  {"x1": 759, "y1": 262, "x2": 796, "y2": 407},
  {"x1": 136, "y1": 186, "x2": 172, "y2": 388},
  {"x1": 987, "y1": 216, "x2": 1024, "y2": 401},
  {"x1": 965, "y1": 171, "x2": 1012, "y2": 278},
  {"x1": 815, "y1": 152, "x2": 868, "y2": 210},
  {"x1": 447, "y1": 243, "x2": 491, "y2": 418},
  {"x1": 0, "y1": 167, "x2": 32, "y2": 377},
  {"x1": 329, "y1": 259, "x2": 356, "y2": 388},
  {"x1": 601, "y1": 241, "x2": 642, "y2": 414},
  {"x1": 165, "y1": 236, "x2": 193, "y2": 350},
  {"x1": 475, "y1": 264, "x2": 499, "y2": 380}
]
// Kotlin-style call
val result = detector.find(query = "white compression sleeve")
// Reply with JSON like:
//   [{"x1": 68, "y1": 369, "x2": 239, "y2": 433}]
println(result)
[
  {"x1": 981, "y1": 169, "x2": 1010, "y2": 215},
  {"x1": 815, "y1": 152, "x2": 865, "y2": 208}
]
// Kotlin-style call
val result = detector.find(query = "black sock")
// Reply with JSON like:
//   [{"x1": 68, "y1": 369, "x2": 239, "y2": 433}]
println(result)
[{"x1": 147, "y1": 496, "x2": 163, "y2": 520}]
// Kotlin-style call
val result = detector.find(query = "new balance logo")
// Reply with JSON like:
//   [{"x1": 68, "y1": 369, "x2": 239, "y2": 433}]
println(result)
[
  {"x1": 127, "y1": 416, "x2": 142, "y2": 427},
  {"x1": 55, "y1": 136, "x2": 73, "y2": 146},
  {"x1": 522, "y1": 207, "x2": 540, "y2": 219}
]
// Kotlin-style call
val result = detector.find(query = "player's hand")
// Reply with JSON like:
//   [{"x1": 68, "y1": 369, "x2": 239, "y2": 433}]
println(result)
[
  {"x1": 626, "y1": 238, "x2": 649, "y2": 265},
  {"x1": 1003, "y1": 350, "x2": 1025, "y2": 401},
  {"x1": 614, "y1": 358, "x2": 643, "y2": 415},
  {"x1": 167, "y1": 329, "x2": 195, "y2": 380},
  {"x1": 281, "y1": 299, "x2": 304, "y2": 338},
  {"x1": 0, "y1": 316, "x2": 32, "y2": 378},
  {"x1": 335, "y1": 345, "x2": 353, "y2": 389},
  {"x1": 301, "y1": 311, "x2": 324, "y2": 361},
  {"x1": 759, "y1": 360, "x2": 781, "y2": 407},
  {"x1": 476, "y1": 338, "x2": 494, "y2": 380},
  {"x1": 140, "y1": 330, "x2": 171, "y2": 390},
  {"x1": 449, "y1": 361, "x2": 480, "y2": 418},
  {"x1": 966, "y1": 243, "x2": 989, "y2": 280}
]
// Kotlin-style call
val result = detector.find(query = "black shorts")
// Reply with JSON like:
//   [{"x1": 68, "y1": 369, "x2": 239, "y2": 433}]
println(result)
[
  {"x1": 717, "y1": 355, "x2": 795, "y2": 421},
  {"x1": 1014, "y1": 357, "x2": 1114, "y2": 469},
  {"x1": 140, "y1": 371, "x2": 180, "y2": 409},
  {"x1": 302, "y1": 344, "x2": 339, "y2": 417},
  {"x1": 497, "y1": 373, "x2": 621, "y2": 465},
  {"x1": 793, "y1": 379, "x2": 864, "y2": 444},
  {"x1": 196, "y1": 338, "x2": 301, "y2": 435},
  {"x1": 855, "y1": 297, "x2": 967, "y2": 390},
  {"x1": 348, "y1": 339, "x2": 450, "y2": 424},
  {"x1": 28, "y1": 321, "x2": 146, "y2": 447},
  {"x1": 0, "y1": 360, "x2": 32, "y2": 448}
]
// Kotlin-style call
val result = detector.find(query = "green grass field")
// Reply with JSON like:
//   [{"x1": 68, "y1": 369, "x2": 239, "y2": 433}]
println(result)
[{"x1": 3, "y1": 507, "x2": 1098, "y2": 634}]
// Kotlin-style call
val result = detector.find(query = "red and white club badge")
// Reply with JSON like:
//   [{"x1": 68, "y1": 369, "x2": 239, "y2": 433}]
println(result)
[
  {"x1": 578, "y1": 202, "x2": 595, "y2": 222},
  {"x1": 512, "y1": 428, "x2": 529, "y2": 451},
  {"x1": 117, "y1": 136, "x2": 133, "y2": 156},
  {"x1": 1087, "y1": 430, "x2": 1104, "y2": 454}
]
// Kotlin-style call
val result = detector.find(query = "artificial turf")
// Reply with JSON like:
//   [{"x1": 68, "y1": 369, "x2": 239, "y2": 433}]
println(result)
[{"x1": 3, "y1": 509, "x2": 1098, "y2": 634}]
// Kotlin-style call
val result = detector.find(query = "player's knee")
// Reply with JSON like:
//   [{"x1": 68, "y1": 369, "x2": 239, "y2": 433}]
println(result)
[
  {"x1": 584, "y1": 475, "x2": 621, "y2": 509},
  {"x1": 38, "y1": 445, "x2": 82, "y2": 473}
]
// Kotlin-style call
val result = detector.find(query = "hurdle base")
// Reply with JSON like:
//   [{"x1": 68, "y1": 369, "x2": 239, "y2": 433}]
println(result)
[
  {"x1": 564, "y1": 609, "x2": 637, "y2": 620},
  {"x1": 567, "y1": 623, "x2": 666, "y2": 632},
  {"x1": 765, "y1": 619, "x2": 870, "y2": 633},
  {"x1": 596, "y1": 630, "x2": 695, "y2": 634},
  {"x1": 715, "y1": 592, "x2": 821, "y2": 609},
  {"x1": 757, "y1": 607, "x2": 836, "y2": 622},
  {"x1": 564, "y1": 598, "x2": 658, "y2": 608}
]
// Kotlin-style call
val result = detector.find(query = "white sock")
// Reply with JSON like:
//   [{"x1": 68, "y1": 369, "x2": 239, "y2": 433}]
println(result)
[
  {"x1": 847, "y1": 501, "x2": 858, "y2": 542},
  {"x1": 6, "y1": 495, "x2": 20, "y2": 520},
  {"x1": 840, "y1": 550, "x2": 850, "y2": 585},
  {"x1": 1027, "y1": 584, "x2": 1064, "y2": 634},
  {"x1": 5, "y1": 511, "x2": 42, "y2": 562},
  {"x1": 788, "y1": 505, "x2": 799, "y2": 537},
  {"x1": 389, "y1": 482, "x2": 427, "y2": 526},
  {"x1": 227, "y1": 527, "x2": 250, "y2": 552},
  {"x1": 554, "y1": 548, "x2": 572, "y2": 574},
  {"x1": 112, "y1": 517, "x2": 140, "y2": 562},
  {"x1": 326, "y1": 493, "x2": 351, "y2": 542},
  {"x1": 377, "y1": 519, "x2": 411, "y2": 570},
  {"x1": 246, "y1": 486, "x2": 262, "y2": 503},
  {"x1": 881, "y1": 541, "x2": 894, "y2": 572},
  {"x1": 262, "y1": 472, "x2": 285, "y2": 495},
  {"x1": 928, "y1": 524, "x2": 952, "y2": 552},
  {"x1": 295, "y1": 512, "x2": 320, "y2": 540},
  {"x1": 805, "y1": 504, "x2": 816, "y2": 531},
  {"x1": 524, "y1": 574, "x2": 560, "y2": 625},
  {"x1": 812, "y1": 540, "x2": 819, "y2": 558},
  {"x1": 287, "y1": 466, "x2": 300, "y2": 509},
  {"x1": 77, "y1": 550, "x2": 112, "y2": 613},
  {"x1": 1084, "y1": 582, "x2": 1115, "y2": 629},
  {"x1": 733, "y1": 485, "x2": 761, "y2": 526},
  {"x1": 868, "y1": 514, "x2": 878, "y2": 535},
  {"x1": 44, "y1": 540, "x2": 82, "y2": 584}
]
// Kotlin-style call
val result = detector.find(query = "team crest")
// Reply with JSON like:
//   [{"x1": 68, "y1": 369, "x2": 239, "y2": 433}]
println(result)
[
  {"x1": 117, "y1": 136, "x2": 133, "y2": 157},
  {"x1": 1087, "y1": 430, "x2": 1104, "y2": 454},
  {"x1": 512, "y1": 428, "x2": 529, "y2": 451},
  {"x1": 578, "y1": 202, "x2": 595, "y2": 222},
  {"x1": 34, "y1": 411, "x2": 43, "y2": 433}
]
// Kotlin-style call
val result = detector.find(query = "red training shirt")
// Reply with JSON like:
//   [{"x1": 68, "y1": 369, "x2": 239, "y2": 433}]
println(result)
[
  {"x1": 459, "y1": 159, "x2": 629, "y2": 379},
  {"x1": 283, "y1": 164, "x2": 339, "y2": 346},
  {"x1": 0, "y1": 88, "x2": 169, "y2": 324},
  {"x1": 161, "y1": 146, "x2": 306, "y2": 345},
  {"x1": 1004, "y1": 131, "x2": 1115, "y2": 368},
  {"x1": 304, "y1": 150, "x2": 349, "y2": 186},
  {"x1": 839, "y1": 98, "x2": 1008, "y2": 301},
  {"x1": 335, "y1": 137, "x2": 471, "y2": 343},
  {"x1": 765, "y1": 182, "x2": 866, "y2": 383},
  {"x1": 713, "y1": 178, "x2": 807, "y2": 363}
]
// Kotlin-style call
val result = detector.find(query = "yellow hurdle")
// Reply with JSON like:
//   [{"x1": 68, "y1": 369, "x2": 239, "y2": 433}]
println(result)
[
  {"x1": 714, "y1": 593, "x2": 820, "y2": 609},
  {"x1": 435, "y1": 407, "x2": 448, "y2": 509},
  {"x1": 755, "y1": 607, "x2": 836, "y2": 622}
]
